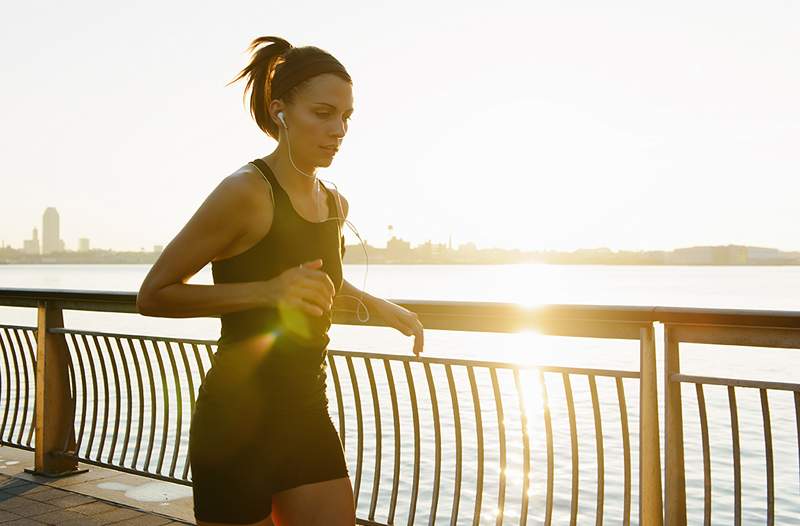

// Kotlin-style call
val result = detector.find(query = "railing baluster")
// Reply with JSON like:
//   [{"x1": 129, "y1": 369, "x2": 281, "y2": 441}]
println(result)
[
  {"x1": 540, "y1": 369, "x2": 554, "y2": 526},
  {"x1": 760, "y1": 388, "x2": 774, "y2": 526},
  {"x1": 384, "y1": 359, "x2": 401, "y2": 525},
  {"x1": 91, "y1": 334, "x2": 113, "y2": 463},
  {"x1": 164, "y1": 340, "x2": 184, "y2": 479},
  {"x1": 178, "y1": 342, "x2": 196, "y2": 480},
  {"x1": 190, "y1": 343, "x2": 205, "y2": 384},
  {"x1": 137, "y1": 337, "x2": 158, "y2": 472},
  {"x1": 364, "y1": 357, "x2": 382, "y2": 522},
  {"x1": 563, "y1": 372, "x2": 578, "y2": 526},
  {"x1": 795, "y1": 392, "x2": 800, "y2": 494},
  {"x1": 513, "y1": 369, "x2": 530, "y2": 526},
  {"x1": 345, "y1": 355, "x2": 364, "y2": 505},
  {"x1": 127, "y1": 337, "x2": 147, "y2": 470},
  {"x1": 424, "y1": 362, "x2": 442, "y2": 526},
  {"x1": 12, "y1": 328, "x2": 32, "y2": 446},
  {"x1": 695, "y1": 383, "x2": 711, "y2": 526},
  {"x1": 727, "y1": 386, "x2": 741, "y2": 526},
  {"x1": 446, "y1": 364, "x2": 463, "y2": 526},
  {"x1": 114, "y1": 337, "x2": 134, "y2": 467},
  {"x1": 99, "y1": 335, "x2": 122, "y2": 465},
  {"x1": 61, "y1": 333, "x2": 78, "y2": 455},
  {"x1": 22, "y1": 328, "x2": 39, "y2": 449},
  {"x1": 67, "y1": 333, "x2": 88, "y2": 455},
  {"x1": 79, "y1": 333, "x2": 100, "y2": 460},
  {"x1": 468, "y1": 366, "x2": 484, "y2": 526},
  {"x1": 202, "y1": 343, "x2": 216, "y2": 369},
  {"x1": 589, "y1": 375, "x2": 604, "y2": 526},
  {"x1": 490, "y1": 368, "x2": 506, "y2": 526},
  {"x1": 329, "y1": 353, "x2": 345, "y2": 448},
  {"x1": 4, "y1": 327, "x2": 22, "y2": 444},
  {"x1": 0, "y1": 328, "x2": 13, "y2": 441},
  {"x1": 403, "y1": 360, "x2": 421, "y2": 526},
  {"x1": 150, "y1": 338, "x2": 171, "y2": 475},
  {"x1": 615, "y1": 377, "x2": 631, "y2": 526}
]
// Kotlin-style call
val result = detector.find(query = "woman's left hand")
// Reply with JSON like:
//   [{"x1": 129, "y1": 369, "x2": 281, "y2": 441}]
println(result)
[{"x1": 372, "y1": 298, "x2": 424, "y2": 356}]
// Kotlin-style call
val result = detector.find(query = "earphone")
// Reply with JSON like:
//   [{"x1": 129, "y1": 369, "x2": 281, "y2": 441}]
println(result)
[{"x1": 264, "y1": 110, "x2": 371, "y2": 322}]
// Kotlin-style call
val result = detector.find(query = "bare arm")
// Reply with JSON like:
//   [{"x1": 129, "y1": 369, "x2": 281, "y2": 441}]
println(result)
[{"x1": 136, "y1": 169, "x2": 275, "y2": 318}]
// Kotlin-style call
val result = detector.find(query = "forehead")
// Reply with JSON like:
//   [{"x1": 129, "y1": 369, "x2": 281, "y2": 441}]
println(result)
[{"x1": 299, "y1": 73, "x2": 354, "y2": 110}]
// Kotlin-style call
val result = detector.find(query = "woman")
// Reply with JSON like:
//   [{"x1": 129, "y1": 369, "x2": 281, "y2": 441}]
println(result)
[{"x1": 136, "y1": 36, "x2": 424, "y2": 526}]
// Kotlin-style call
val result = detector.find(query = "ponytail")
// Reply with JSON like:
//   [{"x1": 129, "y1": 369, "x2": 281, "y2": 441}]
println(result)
[
  {"x1": 229, "y1": 36, "x2": 352, "y2": 141},
  {"x1": 228, "y1": 36, "x2": 292, "y2": 140}
]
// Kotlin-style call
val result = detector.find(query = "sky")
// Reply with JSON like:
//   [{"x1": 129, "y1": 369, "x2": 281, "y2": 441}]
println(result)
[{"x1": 1, "y1": 1, "x2": 798, "y2": 252}]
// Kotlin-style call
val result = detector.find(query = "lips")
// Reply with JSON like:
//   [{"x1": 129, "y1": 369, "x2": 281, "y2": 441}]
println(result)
[{"x1": 320, "y1": 146, "x2": 338, "y2": 154}]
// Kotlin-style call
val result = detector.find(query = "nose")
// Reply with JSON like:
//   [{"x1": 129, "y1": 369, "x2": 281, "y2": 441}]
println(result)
[{"x1": 331, "y1": 118, "x2": 347, "y2": 139}]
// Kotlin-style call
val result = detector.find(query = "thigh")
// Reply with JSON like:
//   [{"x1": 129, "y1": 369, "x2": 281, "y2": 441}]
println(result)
[
  {"x1": 190, "y1": 382, "x2": 274, "y2": 524},
  {"x1": 272, "y1": 477, "x2": 354, "y2": 526}
]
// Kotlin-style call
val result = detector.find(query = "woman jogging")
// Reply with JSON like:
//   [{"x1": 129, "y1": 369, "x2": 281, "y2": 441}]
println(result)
[{"x1": 136, "y1": 35, "x2": 424, "y2": 526}]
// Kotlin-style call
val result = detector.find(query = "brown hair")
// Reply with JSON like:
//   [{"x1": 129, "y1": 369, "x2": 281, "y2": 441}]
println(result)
[{"x1": 228, "y1": 36, "x2": 352, "y2": 140}]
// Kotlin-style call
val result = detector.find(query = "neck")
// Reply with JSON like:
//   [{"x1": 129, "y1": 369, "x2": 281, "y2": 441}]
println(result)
[{"x1": 264, "y1": 144, "x2": 319, "y2": 197}]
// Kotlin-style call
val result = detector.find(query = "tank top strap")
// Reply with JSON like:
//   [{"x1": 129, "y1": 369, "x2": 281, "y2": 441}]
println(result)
[
  {"x1": 318, "y1": 181, "x2": 342, "y2": 225},
  {"x1": 249, "y1": 158, "x2": 284, "y2": 201}
]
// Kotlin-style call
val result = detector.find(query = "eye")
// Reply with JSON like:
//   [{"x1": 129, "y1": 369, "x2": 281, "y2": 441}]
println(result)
[{"x1": 316, "y1": 112, "x2": 330, "y2": 118}]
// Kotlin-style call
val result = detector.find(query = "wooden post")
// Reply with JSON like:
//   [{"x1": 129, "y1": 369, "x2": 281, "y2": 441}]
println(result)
[
  {"x1": 639, "y1": 325, "x2": 664, "y2": 525},
  {"x1": 26, "y1": 301, "x2": 86, "y2": 477},
  {"x1": 663, "y1": 325, "x2": 686, "y2": 525}
]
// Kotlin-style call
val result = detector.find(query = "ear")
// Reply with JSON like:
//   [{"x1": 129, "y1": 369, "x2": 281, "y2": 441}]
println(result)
[{"x1": 267, "y1": 100, "x2": 285, "y2": 127}]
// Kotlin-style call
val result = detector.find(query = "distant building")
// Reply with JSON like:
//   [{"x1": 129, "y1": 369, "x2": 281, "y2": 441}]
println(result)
[
  {"x1": 747, "y1": 246, "x2": 795, "y2": 264},
  {"x1": 42, "y1": 207, "x2": 65, "y2": 254},
  {"x1": 23, "y1": 228, "x2": 40, "y2": 255},
  {"x1": 78, "y1": 238, "x2": 90, "y2": 252},
  {"x1": 667, "y1": 245, "x2": 747, "y2": 265},
  {"x1": 386, "y1": 236, "x2": 410, "y2": 258},
  {"x1": 458, "y1": 242, "x2": 477, "y2": 254}
]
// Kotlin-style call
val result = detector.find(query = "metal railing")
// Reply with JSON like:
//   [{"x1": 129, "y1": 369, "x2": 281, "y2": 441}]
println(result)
[
  {"x1": 662, "y1": 311, "x2": 800, "y2": 526},
  {"x1": 2, "y1": 288, "x2": 799, "y2": 524}
]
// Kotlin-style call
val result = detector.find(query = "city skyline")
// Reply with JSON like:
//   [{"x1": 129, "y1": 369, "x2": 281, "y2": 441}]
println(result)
[
  {"x1": 6, "y1": 205, "x2": 800, "y2": 256},
  {"x1": 2, "y1": 2, "x2": 798, "y2": 253},
  {"x1": 3, "y1": 207, "x2": 799, "y2": 267}
]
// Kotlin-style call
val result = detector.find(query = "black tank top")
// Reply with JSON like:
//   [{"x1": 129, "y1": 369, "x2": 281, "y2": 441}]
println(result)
[{"x1": 212, "y1": 158, "x2": 345, "y2": 352}]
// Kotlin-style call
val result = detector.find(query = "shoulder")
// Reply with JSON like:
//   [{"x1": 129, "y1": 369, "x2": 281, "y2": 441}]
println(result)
[
  {"x1": 327, "y1": 186, "x2": 349, "y2": 219},
  {"x1": 216, "y1": 163, "x2": 274, "y2": 210}
]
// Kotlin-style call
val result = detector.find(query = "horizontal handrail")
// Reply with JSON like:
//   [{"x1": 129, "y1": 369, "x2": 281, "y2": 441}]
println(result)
[{"x1": 3, "y1": 287, "x2": 800, "y2": 329}]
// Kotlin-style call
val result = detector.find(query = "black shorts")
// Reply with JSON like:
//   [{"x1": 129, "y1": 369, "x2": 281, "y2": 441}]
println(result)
[{"x1": 188, "y1": 347, "x2": 349, "y2": 524}]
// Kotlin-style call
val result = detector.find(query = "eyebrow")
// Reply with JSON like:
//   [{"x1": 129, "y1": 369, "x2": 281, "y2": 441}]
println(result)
[{"x1": 314, "y1": 102, "x2": 354, "y2": 113}]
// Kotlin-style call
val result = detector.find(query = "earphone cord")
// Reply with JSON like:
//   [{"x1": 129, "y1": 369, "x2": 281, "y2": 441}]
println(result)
[{"x1": 274, "y1": 118, "x2": 372, "y2": 323}]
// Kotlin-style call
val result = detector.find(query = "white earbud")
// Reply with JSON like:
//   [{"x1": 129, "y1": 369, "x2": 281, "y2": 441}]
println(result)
[{"x1": 277, "y1": 111, "x2": 287, "y2": 128}]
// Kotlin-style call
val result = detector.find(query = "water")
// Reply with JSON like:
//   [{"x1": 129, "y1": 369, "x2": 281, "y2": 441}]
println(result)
[{"x1": 2, "y1": 264, "x2": 800, "y2": 524}]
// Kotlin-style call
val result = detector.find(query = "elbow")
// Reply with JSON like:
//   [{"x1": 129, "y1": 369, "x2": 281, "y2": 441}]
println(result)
[{"x1": 136, "y1": 286, "x2": 159, "y2": 317}]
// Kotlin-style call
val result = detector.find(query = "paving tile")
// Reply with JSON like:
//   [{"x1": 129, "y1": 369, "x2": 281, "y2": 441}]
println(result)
[
  {"x1": 0, "y1": 485, "x2": 49, "y2": 497},
  {"x1": 22, "y1": 509, "x2": 87, "y2": 525},
  {"x1": 110, "y1": 515, "x2": 175, "y2": 525},
  {"x1": 45, "y1": 493, "x2": 95, "y2": 509},
  {"x1": 56, "y1": 518, "x2": 109, "y2": 526},
  {"x1": 62, "y1": 501, "x2": 118, "y2": 516},
  {"x1": 16, "y1": 488, "x2": 73, "y2": 503},
  {"x1": 0, "y1": 479, "x2": 35, "y2": 491},
  {"x1": 0, "y1": 508, "x2": 24, "y2": 521},
  {"x1": 0, "y1": 496, "x2": 38, "y2": 511},
  {"x1": 0, "y1": 519, "x2": 44, "y2": 525},
  {"x1": 93, "y1": 507, "x2": 145, "y2": 523},
  {"x1": 0, "y1": 500, "x2": 58, "y2": 518}
]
